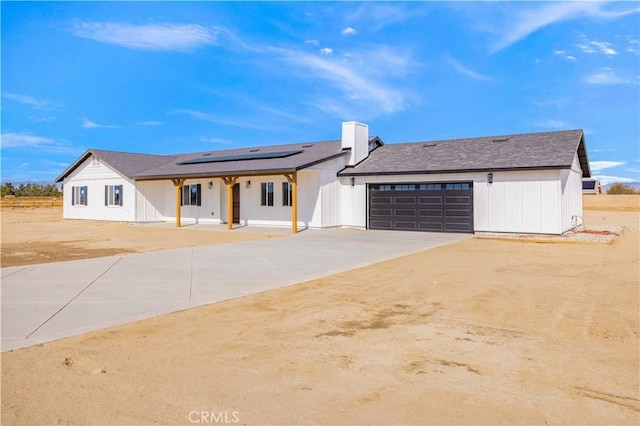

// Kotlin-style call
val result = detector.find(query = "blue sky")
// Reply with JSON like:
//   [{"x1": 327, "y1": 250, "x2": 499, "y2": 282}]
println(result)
[{"x1": 2, "y1": 1, "x2": 639, "y2": 185}]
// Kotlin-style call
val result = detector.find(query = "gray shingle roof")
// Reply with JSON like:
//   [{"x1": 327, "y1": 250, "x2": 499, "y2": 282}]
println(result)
[
  {"x1": 55, "y1": 149, "x2": 175, "y2": 182},
  {"x1": 339, "y1": 129, "x2": 591, "y2": 178},
  {"x1": 56, "y1": 141, "x2": 349, "y2": 182},
  {"x1": 56, "y1": 130, "x2": 590, "y2": 183},
  {"x1": 134, "y1": 140, "x2": 347, "y2": 179}
]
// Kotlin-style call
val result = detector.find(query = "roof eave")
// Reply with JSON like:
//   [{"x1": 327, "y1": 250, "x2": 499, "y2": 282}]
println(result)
[
  {"x1": 55, "y1": 150, "x2": 93, "y2": 183},
  {"x1": 134, "y1": 151, "x2": 349, "y2": 181},
  {"x1": 576, "y1": 132, "x2": 591, "y2": 178},
  {"x1": 134, "y1": 167, "x2": 301, "y2": 181},
  {"x1": 338, "y1": 164, "x2": 572, "y2": 177}
]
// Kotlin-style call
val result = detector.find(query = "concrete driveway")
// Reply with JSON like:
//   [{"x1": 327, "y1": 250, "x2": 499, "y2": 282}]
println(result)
[{"x1": 1, "y1": 229, "x2": 470, "y2": 351}]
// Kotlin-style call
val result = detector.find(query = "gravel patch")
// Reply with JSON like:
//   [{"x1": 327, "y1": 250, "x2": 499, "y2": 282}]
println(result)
[{"x1": 475, "y1": 224, "x2": 624, "y2": 245}]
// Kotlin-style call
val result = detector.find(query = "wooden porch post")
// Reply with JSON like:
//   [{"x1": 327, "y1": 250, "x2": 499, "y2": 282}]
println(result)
[
  {"x1": 285, "y1": 173, "x2": 298, "y2": 234},
  {"x1": 171, "y1": 178, "x2": 186, "y2": 227},
  {"x1": 221, "y1": 176, "x2": 238, "y2": 230}
]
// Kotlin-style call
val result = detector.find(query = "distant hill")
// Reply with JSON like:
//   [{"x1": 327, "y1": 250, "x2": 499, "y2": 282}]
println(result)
[{"x1": 602, "y1": 182, "x2": 640, "y2": 193}]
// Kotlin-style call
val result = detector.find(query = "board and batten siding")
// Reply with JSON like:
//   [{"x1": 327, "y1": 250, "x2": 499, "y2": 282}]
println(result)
[
  {"x1": 306, "y1": 156, "x2": 349, "y2": 228},
  {"x1": 560, "y1": 153, "x2": 583, "y2": 232},
  {"x1": 220, "y1": 172, "x2": 320, "y2": 228},
  {"x1": 136, "y1": 179, "x2": 222, "y2": 224},
  {"x1": 340, "y1": 169, "x2": 571, "y2": 234},
  {"x1": 62, "y1": 156, "x2": 136, "y2": 221}
]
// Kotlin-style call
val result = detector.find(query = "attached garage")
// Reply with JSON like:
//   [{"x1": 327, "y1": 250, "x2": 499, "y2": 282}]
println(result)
[
  {"x1": 368, "y1": 182, "x2": 473, "y2": 233},
  {"x1": 340, "y1": 128, "x2": 591, "y2": 235}
]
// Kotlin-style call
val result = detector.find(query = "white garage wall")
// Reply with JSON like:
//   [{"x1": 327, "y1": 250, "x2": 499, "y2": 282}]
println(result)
[
  {"x1": 306, "y1": 156, "x2": 349, "y2": 228},
  {"x1": 340, "y1": 169, "x2": 568, "y2": 234},
  {"x1": 560, "y1": 153, "x2": 583, "y2": 232},
  {"x1": 62, "y1": 156, "x2": 136, "y2": 222}
]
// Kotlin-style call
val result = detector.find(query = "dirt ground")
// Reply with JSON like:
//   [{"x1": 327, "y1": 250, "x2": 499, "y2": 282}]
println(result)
[
  {"x1": 0, "y1": 209, "x2": 280, "y2": 267},
  {"x1": 1, "y1": 195, "x2": 639, "y2": 425}
]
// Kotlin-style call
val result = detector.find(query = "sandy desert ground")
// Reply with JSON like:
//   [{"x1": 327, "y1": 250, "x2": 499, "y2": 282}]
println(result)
[
  {"x1": 1, "y1": 195, "x2": 639, "y2": 425},
  {"x1": 0, "y1": 210, "x2": 280, "y2": 267}
]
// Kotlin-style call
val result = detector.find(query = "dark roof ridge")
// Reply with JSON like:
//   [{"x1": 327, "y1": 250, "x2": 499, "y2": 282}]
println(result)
[{"x1": 385, "y1": 129, "x2": 583, "y2": 146}]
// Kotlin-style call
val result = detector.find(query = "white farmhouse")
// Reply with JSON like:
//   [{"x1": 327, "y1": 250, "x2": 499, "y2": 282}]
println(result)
[{"x1": 56, "y1": 122, "x2": 591, "y2": 235}]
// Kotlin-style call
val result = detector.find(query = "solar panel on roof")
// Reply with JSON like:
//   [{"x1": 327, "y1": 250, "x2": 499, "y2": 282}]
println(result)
[{"x1": 177, "y1": 150, "x2": 303, "y2": 165}]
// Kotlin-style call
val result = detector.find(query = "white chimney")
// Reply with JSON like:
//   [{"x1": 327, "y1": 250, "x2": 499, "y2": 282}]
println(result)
[{"x1": 341, "y1": 121, "x2": 369, "y2": 166}]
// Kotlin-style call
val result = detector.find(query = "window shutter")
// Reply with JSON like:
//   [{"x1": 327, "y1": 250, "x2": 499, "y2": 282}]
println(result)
[
  {"x1": 105, "y1": 186, "x2": 108, "y2": 206},
  {"x1": 72, "y1": 186, "x2": 75, "y2": 205},
  {"x1": 196, "y1": 184, "x2": 202, "y2": 206},
  {"x1": 180, "y1": 185, "x2": 185, "y2": 206},
  {"x1": 119, "y1": 185, "x2": 123, "y2": 206}
]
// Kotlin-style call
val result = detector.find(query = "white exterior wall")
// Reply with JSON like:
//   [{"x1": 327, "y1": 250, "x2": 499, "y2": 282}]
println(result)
[
  {"x1": 62, "y1": 157, "x2": 136, "y2": 221},
  {"x1": 216, "y1": 174, "x2": 319, "y2": 228},
  {"x1": 136, "y1": 179, "x2": 222, "y2": 224},
  {"x1": 340, "y1": 169, "x2": 568, "y2": 234},
  {"x1": 560, "y1": 153, "x2": 583, "y2": 232},
  {"x1": 306, "y1": 156, "x2": 349, "y2": 227}
]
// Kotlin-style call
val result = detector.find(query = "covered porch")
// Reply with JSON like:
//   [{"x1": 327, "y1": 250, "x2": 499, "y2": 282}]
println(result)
[{"x1": 162, "y1": 172, "x2": 300, "y2": 233}]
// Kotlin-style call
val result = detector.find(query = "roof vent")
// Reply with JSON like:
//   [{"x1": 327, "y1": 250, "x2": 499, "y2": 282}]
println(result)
[
  {"x1": 203, "y1": 153, "x2": 212, "y2": 156},
  {"x1": 492, "y1": 137, "x2": 510, "y2": 142},
  {"x1": 249, "y1": 149, "x2": 260, "y2": 152},
  {"x1": 422, "y1": 143, "x2": 437, "y2": 147},
  {"x1": 302, "y1": 144, "x2": 314, "y2": 148}
]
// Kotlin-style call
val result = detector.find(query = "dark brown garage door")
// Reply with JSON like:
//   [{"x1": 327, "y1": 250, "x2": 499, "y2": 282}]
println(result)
[{"x1": 368, "y1": 182, "x2": 473, "y2": 233}]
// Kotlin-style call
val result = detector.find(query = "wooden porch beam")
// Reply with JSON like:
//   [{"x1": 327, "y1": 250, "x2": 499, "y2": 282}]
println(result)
[
  {"x1": 221, "y1": 176, "x2": 239, "y2": 230},
  {"x1": 285, "y1": 173, "x2": 298, "y2": 234},
  {"x1": 171, "y1": 178, "x2": 186, "y2": 227}
]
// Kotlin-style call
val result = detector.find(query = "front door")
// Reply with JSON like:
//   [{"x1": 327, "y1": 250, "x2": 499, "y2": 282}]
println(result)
[{"x1": 232, "y1": 183, "x2": 240, "y2": 223}]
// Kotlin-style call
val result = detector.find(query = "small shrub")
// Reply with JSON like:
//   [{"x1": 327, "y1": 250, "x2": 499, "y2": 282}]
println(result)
[{"x1": 607, "y1": 183, "x2": 638, "y2": 195}]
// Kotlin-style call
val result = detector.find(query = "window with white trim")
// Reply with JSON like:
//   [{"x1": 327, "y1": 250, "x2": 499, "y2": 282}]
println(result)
[
  {"x1": 261, "y1": 182, "x2": 274, "y2": 206},
  {"x1": 72, "y1": 186, "x2": 88, "y2": 206},
  {"x1": 105, "y1": 185, "x2": 123, "y2": 206},
  {"x1": 181, "y1": 184, "x2": 202, "y2": 206},
  {"x1": 282, "y1": 182, "x2": 292, "y2": 206}
]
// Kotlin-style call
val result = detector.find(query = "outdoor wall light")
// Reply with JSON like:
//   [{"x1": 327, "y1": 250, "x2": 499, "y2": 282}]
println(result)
[
  {"x1": 208, "y1": 181, "x2": 213, "y2": 189},
  {"x1": 246, "y1": 180, "x2": 251, "y2": 189},
  {"x1": 350, "y1": 177, "x2": 355, "y2": 187},
  {"x1": 487, "y1": 173, "x2": 493, "y2": 185}
]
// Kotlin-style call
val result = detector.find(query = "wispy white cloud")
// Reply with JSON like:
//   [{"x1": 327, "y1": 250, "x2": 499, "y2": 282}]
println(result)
[
  {"x1": 174, "y1": 109, "x2": 285, "y2": 131},
  {"x1": 491, "y1": 2, "x2": 640, "y2": 53},
  {"x1": 0, "y1": 132, "x2": 76, "y2": 153},
  {"x1": 82, "y1": 118, "x2": 120, "y2": 129},
  {"x1": 342, "y1": 27, "x2": 357, "y2": 36},
  {"x1": 535, "y1": 119, "x2": 573, "y2": 130},
  {"x1": 350, "y1": 3, "x2": 429, "y2": 32},
  {"x1": 578, "y1": 40, "x2": 617, "y2": 55},
  {"x1": 70, "y1": 22, "x2": 219, "y2": 52},
  {"x1": 627, "y1": 37, "x2": 639, "y2": 54},
  {"x1": 305, "y1": 39, "x2": 319, "y2": 46},
  {"x1": 447, "y1": 57, "x2": 495, "y2": 82},
  {"x1": 277, "y1": 46, "x2": 413, "y2": 118},
  {"x1": 584, "y1": 67, "x2": 629, "y2": 85},
  {"x1": 554, "y1": 50, "x2": 577, "y2": 61},
  {"x1": 136, "y1": 121, "x2": 161, "y2": 126},
  {"x1": 590, "y1": 40, "x2": 617, "y2": 55},
  {"x1": 200, "y1": 137, "x2": 234, "y2": 145},
  {"x1": 319, "y1": 47, "x2": 333, "y2": 55},
  {"x1": 593, "y1": 174, "x2": 636, "y2": 185},
  {"x1": 590, "y1": 160, "x2": 626, "y2": 171},
  {"x1": 1, "y1": 132, "x2": 53, "y2": 148},
  {"x1": 2, "y1": 93, "x2": 50, "y2": 108}
]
